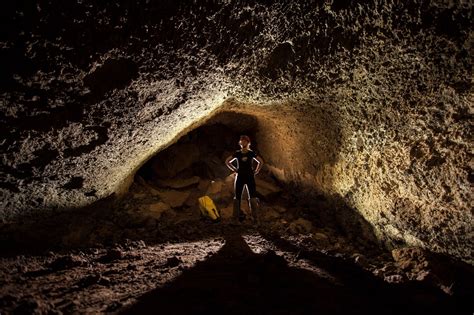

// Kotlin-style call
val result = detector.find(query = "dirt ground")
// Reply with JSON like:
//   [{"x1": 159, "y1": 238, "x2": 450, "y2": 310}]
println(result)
[{"x1": 1, "y1": 176, "x2": 472, "y2": 314}]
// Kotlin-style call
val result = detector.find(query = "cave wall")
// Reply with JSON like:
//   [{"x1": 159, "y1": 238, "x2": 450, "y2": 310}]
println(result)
[
  {"x1": 221, "y1": 95, "x2": 473, "y2": 262},
  {"x1": 1, "y1": 1, "x2": 472, "y2": 262}
]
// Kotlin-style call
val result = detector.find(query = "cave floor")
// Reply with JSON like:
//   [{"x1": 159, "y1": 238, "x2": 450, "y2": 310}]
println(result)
[
  {"x1": 0, "y1": 213, "x2": 466, "y2": 315},
  {"x1": 0, "y1": 174, "x2": 471, "y2": 314}
]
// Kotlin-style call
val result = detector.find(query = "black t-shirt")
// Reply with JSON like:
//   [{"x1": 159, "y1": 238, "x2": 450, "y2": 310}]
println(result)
[{"x1": 232, "y1": 150, "x2": 258, "y2": 177}]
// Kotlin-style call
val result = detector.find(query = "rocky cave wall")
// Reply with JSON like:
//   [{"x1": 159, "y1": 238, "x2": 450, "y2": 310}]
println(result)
[{"x1": 1, "y1": 1, "x2": 472, "y2": 263}]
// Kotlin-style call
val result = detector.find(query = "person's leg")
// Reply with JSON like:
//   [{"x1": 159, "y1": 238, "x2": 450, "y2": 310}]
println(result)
[
  {"x1": 247, "y1": 176, "x2": 257, "y2": 198},
  {"x1": 247, "y1": 177, "x2": 260, "y2": 224},
  {"x1": 232, "y1": 175, "x2": 245, "y2": 222}
]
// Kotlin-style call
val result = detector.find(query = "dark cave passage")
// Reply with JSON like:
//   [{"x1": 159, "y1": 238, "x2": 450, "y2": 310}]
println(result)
[{"x1": 137, "y1": 111, "x2": 260, "y2": 183}]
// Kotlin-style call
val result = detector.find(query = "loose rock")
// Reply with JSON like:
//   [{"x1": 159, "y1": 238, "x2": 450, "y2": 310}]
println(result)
[
  {"x1": 49, "y1": 255, "x2": 87, "y2": 271},
  {"x1": 288, "y1": 218, "x2": 313, "y2": 234}
]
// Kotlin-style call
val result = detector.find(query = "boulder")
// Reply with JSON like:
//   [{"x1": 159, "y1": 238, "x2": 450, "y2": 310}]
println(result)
[
  {"x1": 155, "y1": 176, "x2": 200, "y2": 189},
  {"x1": 312, "y1": 232, "x2": 330, "y2": 243},
  {"x1": 135, "y1": 177, "x2": 161, "y2": 196},
  {"x1": 206, "y1": 180, "x2": 223, "y2": 195},
  {"x1": 273, "y1": 205, "x2": 287, "y2": 213},
  {"x1": 352, "y1": 253, "x2": 370, "y2": 268},
  {"x1": 219, "y1": 205, "x2": 234, "y2": 219},
  {"x1": 161, "y1": 209, "x2": 177, "y2": 220},
  {"x1": 135, "y1": 175, "x2": 148, "y2": 187},
  {"x1": 256, "y1": 178, "x2": 282, "y2": 200},
  {"x1": 390, "y1": 246, "x2": 474, "y2": 295},
  {"x1": 158, "y1": 190, "x2": 191, "y2": 208},
  {"x1": 99, "y1": 248, "x2": 125, "y2": 263},
  {"x1": 218, "y1": 179, "x2": 234, "y2": 202},
  {"x1": 203, "y1": 155, "x2": 231, "y2": 178},
  {"x1": 147, "y1": 202, "x2": 171, "y2": 219},
  {"x1": 262, "y1": 208, "x2": 281, "y2": 221},
  {"x1": 151, "y1": 142, "x2": 199, "y2": 179},
  {"x1": 197, "y1": 179, "x2": 210, "y2": 192},
  {"x1": 184, "y1": 190, "x2": 202, "y2": 207},
  {"x1": 49, "y1": 254, "x2": 87, "y2": 271},
  {"x1": 222, "y1": 175, "x2": 235, "y2": 193},
  {"x1": 288, "y1": 218, "x2": 313, "y2": 234}
]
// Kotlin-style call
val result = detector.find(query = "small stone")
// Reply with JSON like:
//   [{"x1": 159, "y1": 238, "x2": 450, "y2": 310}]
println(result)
[
  {"x1": 384, "y1": 274, "x2": 405, "y2": 283},
  {"x1": 353, "y1": 253, "x2": 369, "y2": 267},
  {"x1": 147, "y1": 202, "x2": 171, "y2": 219},
  {"x1": 49, "y1": 255, "x2": 87, "y2": 271},
  {"x1": 99, "y1": 248, "x2": 124, "y2": 263},
  {"x1": 219, "y1": 205, "x2": 234, "y2": 219},
  {"x1": 158, "y1": 190, "x2": 191, "y2": 208},
  {"x1": 273, "y1": 206, "x2": 287, "y2": 213},
  {"x1": 391, "y1": 247, "x2": 430, "y2": 272},
  {"x1": 375, "y1": 263, "x2": 399, "y2": 277},
  {"x1": 415, "y1": 270, "x2": 432, "y2": 281},
  {"x1": 206, "y1": 180, "x2": 223, "y2": 195},
  {"x1": 262, "y1": 208, "x2": 280, "y2": 221},
  {"x1": 288, "y1": 218, "x2": 313, "y2": 234},
  {"x1": 312, "y1": 232, "x2": 329, "y2": 242},
  {"x1": 133, "y1": 192, "x2": 147, "y2": 198}
]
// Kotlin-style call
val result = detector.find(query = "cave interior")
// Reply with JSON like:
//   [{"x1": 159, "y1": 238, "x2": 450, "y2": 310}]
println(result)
[{"x1": 1, "y1": 0, "x2": 473, "y2": 314}]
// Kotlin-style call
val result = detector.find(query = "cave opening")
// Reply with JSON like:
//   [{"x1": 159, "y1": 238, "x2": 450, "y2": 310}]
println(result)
[
  {"x1": 137, "y1": 111, "x2": 260, "y2": 183},
  {"x1": 130, "y1": 110, "x2": 287, "y2": 226},
  {"x1": 125, "y1": 107, "x2": 380, "y2": 254}
]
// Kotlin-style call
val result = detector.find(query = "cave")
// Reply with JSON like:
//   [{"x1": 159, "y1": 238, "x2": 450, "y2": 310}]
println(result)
[{"x1": 1, "y1": 1, "x2": 473, "y2": 314}]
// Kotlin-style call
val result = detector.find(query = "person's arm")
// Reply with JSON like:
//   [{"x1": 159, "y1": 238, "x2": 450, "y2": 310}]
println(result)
[
  {"x1": 225, "y1": 155, "x2": 238, "y2": 173},
  {"x1": 253, "y1": 155, "x2": 264, "y2": 175}
]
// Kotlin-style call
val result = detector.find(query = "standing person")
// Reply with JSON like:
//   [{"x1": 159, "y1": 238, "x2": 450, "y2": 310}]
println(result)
[{"x1": 225, "y1": 135, "x2": 264, "y2": 225}]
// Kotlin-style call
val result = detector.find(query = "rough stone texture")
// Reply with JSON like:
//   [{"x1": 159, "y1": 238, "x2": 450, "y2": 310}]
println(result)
[
  {"x1": 0, "y1": 1, "x2": 472, "y2": 264},
  {"x1": 155, "y1": 176, "x2": 200, "y2": 189}
]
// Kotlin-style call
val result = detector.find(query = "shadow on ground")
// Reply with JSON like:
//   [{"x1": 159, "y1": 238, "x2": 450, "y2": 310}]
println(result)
[{"x1": 120, "y1": 232, "x2": 463, "y2": 315}]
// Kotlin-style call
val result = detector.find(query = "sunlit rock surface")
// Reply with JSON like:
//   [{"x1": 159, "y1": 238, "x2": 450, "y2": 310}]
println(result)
[{"x1": 1, "y1": 1, "x2": 472, "y2": 263}]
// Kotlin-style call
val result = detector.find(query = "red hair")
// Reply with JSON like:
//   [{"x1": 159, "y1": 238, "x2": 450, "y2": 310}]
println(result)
[{"x1": 239, "y1": 135, "x2": 251, "y2": 143}]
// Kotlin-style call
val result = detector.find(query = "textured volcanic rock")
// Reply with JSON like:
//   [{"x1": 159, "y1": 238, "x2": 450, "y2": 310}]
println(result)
[
  {"x1": 83, "y1": 57, "x2": 139, "y2": 97},
  {"x1": 0, "y1": 0, "x2": 472, "y2": 264}
]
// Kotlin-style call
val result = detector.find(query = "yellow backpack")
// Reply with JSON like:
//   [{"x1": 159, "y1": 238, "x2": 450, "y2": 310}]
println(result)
[{"x1": 198, "y1": 196, "x2": 220, "y2": 221}]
